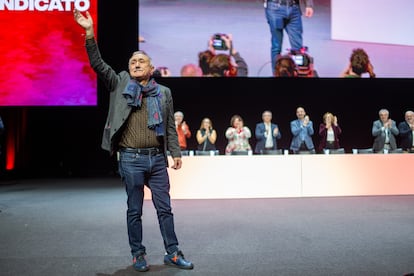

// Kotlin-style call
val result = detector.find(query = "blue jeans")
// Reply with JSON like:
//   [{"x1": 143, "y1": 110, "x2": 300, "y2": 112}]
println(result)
[
  {"x1": 265, "y1": 2, "x2": 303, "y2": 74},
  {"x1": 118, "y1": 151, "x2": 179, "y2": 257}
]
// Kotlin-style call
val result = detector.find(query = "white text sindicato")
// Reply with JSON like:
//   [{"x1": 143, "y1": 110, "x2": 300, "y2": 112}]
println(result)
[{"x1": 0, "y1": 0, "x2": 90, "y2": 11}]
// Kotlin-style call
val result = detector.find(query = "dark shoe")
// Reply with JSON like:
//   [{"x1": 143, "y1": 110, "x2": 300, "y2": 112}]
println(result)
[
  {"x1": 133, "y1": 254, "x2": 149, "y2": 272},
  {"x1": 164, "y1": 250, "x2": 194, "y2": 269}
]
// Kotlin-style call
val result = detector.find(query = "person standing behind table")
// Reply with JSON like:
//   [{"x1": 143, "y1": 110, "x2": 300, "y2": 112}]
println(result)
[
  {"x1": 73, "y1": 9, "x2": 193, "y2": 272},
  {"x1": 318, "y1": 112, "x2": 342, "y2": 153},
  {"x1": 290, "y1": 106, "x2": 315, "y2": 154},
  {"x1": 398, "y1": 110, "x2": 414, "y2": 152},
  {"x1": 196, "y1": 117, "x2": 217, "y2": 152},
  {"x1": 174, "y1": 111, "x2": 192, "y2": 151},
  {"x1": 254, "y1": 110, "x2": 282, "y2": 154},
  {"x1": 225, "y1": 114, "x2": 252, "y2": 155},
  {"x1": 372, "y1": 108, "x2": 399, "y2": 153},
  {"x1": 264, "y1": 0, "x2": 314, "y2": 75}
]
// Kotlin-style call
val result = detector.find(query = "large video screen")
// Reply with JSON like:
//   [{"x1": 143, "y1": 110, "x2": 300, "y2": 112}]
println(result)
[
  {"x1": 0, "y1": 0, "x2": 97, "y2": 106},
  {"x1": 139, "y1": 0, "x2": 414, "y2": 78}
]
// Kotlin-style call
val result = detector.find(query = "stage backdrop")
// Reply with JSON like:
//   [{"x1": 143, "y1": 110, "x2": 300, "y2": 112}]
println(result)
[{"x1": 0, "y1": 0, "x2": 97, "y2": 106}]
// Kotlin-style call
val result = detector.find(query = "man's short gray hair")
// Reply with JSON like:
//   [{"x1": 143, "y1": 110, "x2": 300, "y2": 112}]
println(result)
[
  {"x1": 379, "y1": 108, "x2": 389, "y2": 115},
  {"x1": 174, "y1": 111, "x2": 184, "y2": 118},
  {"x1": 405, "y1": 110, "x2": 414, "y2": 116},
  {"x1": 129, "y1": 50, "x2": 152, "y2": 66}
]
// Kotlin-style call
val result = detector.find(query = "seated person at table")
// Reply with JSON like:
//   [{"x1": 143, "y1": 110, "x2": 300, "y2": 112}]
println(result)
[
  {"x1": 398, "y1": 110, "x2": 414, "y2": 152},
  {"x1": 372, "y1": 108, "x2": 399, "y2": 153},
  {"x1": 318, "y1": 112, "x2": 342, "y2": 153},
  {"x1": 290, "y1": 106, "x2": 315, "y2": 154},
  {"x1": 225, "y1": 114, "x2": 252, "y2": 155},
  {"x1": 254, "y1": 110, "x2": 281, "y2": 154},
  {"x1": 196, "y1": 117, "x2": 217, "y2": 152},
  {"x1": 174, "y1": 111, "x2": 192, "y2": 150}
]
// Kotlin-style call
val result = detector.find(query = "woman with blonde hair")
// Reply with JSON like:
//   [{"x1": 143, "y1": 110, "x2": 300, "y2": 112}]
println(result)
[
  {"x1": 196, "y1": 117, "x2": 217, "y2": 151},
  {"x1": 318, "y1": 112, "x2": 342, "y2": 153}
]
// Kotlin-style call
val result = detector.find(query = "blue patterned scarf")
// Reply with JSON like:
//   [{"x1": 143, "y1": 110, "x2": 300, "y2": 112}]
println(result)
[{"x1": 122, "y1": 78, "x2": 164, "y2": 136}]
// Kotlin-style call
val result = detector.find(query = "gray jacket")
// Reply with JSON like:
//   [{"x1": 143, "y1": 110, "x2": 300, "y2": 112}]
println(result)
[
  {"x1": 372, "y1": 119, "x2": 399, "y2": 152},
  {"x1": 85, "y1": 38, "x2": 181, "y2": 165}
]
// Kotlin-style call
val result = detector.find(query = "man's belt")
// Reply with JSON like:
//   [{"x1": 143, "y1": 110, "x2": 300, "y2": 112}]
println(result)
[
  {"x1": 268, "y1": 0, "x2": 298, "y2": 6},
  {"x1": 120, "y1": 147, "x2": 163, "y2": 155}
]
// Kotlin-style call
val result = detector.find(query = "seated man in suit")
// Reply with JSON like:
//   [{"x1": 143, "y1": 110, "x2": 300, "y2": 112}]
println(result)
[
  {"x1": 397, "y1": 110, "x2": 414, "y2": 152},
  {"x1": 254, "y1": 110, "x2": 282, "y2": 154},
  {"x1": 372, "y1": 108, "x2": 399, "y2": 153},
  {"x1": 290, "y1": 106, "x2": 315, "y2": 154}
]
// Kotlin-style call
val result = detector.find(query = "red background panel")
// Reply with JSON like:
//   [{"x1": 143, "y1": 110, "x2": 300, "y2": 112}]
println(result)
[{"x1": 0, "y1": 1, "x2": 98, "y2": 106}]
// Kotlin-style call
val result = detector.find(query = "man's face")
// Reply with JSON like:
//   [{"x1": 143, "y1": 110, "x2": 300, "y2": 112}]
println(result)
[
  {"x1": 379, "y1": 112, "x2": 389, "y2": 123},
  {"x1": 262, "y1": 112, "x2": 272, "y2": 123},
  {"x1": 129, "y1": 53, "x2": 154, "y2": 81},
  {"x1": 406, "y1": 113, "x2": 414, "y2": 123},
  {"x1": 175, "y1": 114, "x2": 183, "y2": 124},
  {"x1": 296, "y1": 108, "x2": 305, "y2": 120}
]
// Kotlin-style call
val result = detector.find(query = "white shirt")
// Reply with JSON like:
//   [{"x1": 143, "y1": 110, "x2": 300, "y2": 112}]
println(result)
[{"x1": 264, "y1": 123, "x2": 273, "y2": 148}]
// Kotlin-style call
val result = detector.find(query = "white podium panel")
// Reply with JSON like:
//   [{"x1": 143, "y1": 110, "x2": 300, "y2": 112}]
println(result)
[
  {"x1": 144, "y1": 155, "x2": 302, "y2": 199},
  {"x1": 331, "y1": 0, "x2": 414, "y2": 46},
  {"x1": 301, "y1": 154, "x2": 414, "y2": 197},
  {"x1": 143, "y1": 154, "x2": 414, "y2": 200}
]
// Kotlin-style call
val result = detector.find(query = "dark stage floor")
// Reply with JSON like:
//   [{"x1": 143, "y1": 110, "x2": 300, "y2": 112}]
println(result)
[{"x1": 1, "y1": 176, "x2": 413, "y2": 276}]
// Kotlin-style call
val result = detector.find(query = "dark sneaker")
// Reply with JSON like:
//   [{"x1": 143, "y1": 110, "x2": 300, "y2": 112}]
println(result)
[
  {"x1": 164, "y1": 250, "x2": 194, "y2": 269},
  {"x1": 133, "y1": 254, "x2": 149, "y2": 272}
]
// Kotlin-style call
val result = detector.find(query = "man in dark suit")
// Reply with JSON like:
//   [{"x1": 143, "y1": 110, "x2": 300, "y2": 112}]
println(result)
[
  {"x1": 372, "y1": 108, "x2": 399, "y2": 153},
  {"x1": 74, "y1": 9, "x2": 193, "y2": 272},
  {"x1": 254, "y1": 110, "x2": 282, "y2": 154},
  {"x1": 398, "y1": 110, "x2": 414, "y2": 152}
]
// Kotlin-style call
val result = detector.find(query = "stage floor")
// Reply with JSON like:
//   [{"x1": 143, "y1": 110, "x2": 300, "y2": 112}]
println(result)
[{"x1": 1, "y1": 177, "x2": 413, "y2": 276}]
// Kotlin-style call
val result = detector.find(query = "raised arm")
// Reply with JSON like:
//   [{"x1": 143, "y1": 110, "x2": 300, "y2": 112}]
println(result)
[
  {"x1": 73, "y1": 9, "x2": 120, "y2": 92},
  {"x1": 73, "y1": 9, "x2": 94, "y2": 38}
]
